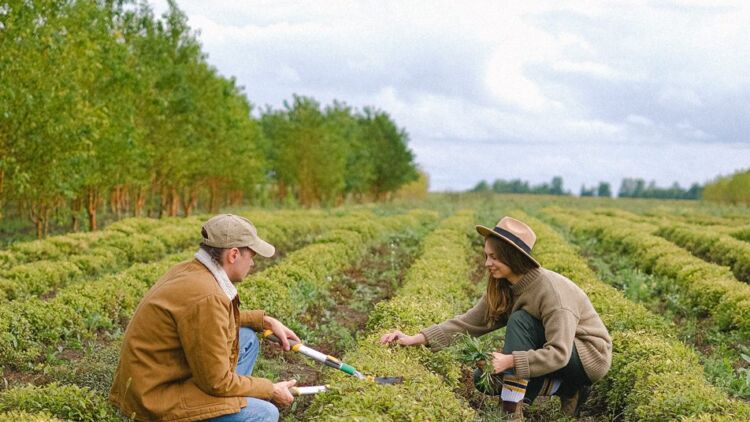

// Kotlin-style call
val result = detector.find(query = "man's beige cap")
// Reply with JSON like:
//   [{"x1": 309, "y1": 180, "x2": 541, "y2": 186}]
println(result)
[{"x1": 201, "y1": 214, "x2": 275, "y2": 257}]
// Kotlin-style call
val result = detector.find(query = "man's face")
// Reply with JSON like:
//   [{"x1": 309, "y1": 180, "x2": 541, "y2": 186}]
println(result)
[{"x1": 225, "y1": 247, "x2": 256, "y2": 283}]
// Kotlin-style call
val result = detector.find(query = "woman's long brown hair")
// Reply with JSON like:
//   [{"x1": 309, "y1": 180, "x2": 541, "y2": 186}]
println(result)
[{"x1": 484, "y1": 236, "x2": 540, "y2": 322}]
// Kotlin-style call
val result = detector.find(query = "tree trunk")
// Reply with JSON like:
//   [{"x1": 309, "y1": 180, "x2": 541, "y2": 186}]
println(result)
[
  {"x1": 110, "y1": 186, "x2": 119, "y2": 216},
  {"x1": 29, "y1": 203, "x2": 49, "y2": 239},
  {"x1": 169, "y1": 187, "x2": 179, "y2": 217},
  {"x1": 86, "y1": 188, "x2": 99, "y2": 231},
  {"x1": 229, "y1": 190, "x2": 243, "y2": 206},
  {"x1": 208, "y1": 179, "x2": 220, "y2": 214},
  {"x1": 278, "y1": 181, "x2": 287, "y2": 202},
  {"x1": 71, "y1": 197, "x2": 82, "y2": 232},
  {"x1": 182, "y1": 188, "x2": 198, "y2": 217},
  {"x1": 0, "y1": 168, "x2": 4, "y2": 215},
  {"x1": 134, "y1": 187, "x2": 146, "y2": 217},
  {"x1": 120, "y1": 188, "x2": 129, "y2": 217}
]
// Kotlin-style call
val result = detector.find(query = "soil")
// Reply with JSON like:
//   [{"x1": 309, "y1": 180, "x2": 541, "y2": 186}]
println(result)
[{"x1": 269, "y1": 235, "x2": 424, "y2": 419}]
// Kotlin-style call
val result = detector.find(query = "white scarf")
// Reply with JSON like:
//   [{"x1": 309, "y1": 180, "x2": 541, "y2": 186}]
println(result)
[{"x1": 195, "y1": 248, "x2": 238, "y2": 301}]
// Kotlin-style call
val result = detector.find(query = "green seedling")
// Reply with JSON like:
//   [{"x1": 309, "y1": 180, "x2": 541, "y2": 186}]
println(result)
[{"x1": 452, "y1": 333, "x2": 497, "y2": 391}]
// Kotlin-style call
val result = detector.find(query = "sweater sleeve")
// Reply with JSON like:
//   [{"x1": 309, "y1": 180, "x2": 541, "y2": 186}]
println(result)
[
  {"x1": 512, "y1": 308, "x2": 578, "y2": 379},
  {"x1": 177, "y1": 295, "x2": 274, "y2": 399},
  {"x1": 420, "y1": 295, "x2": 501, "y2": 351}
]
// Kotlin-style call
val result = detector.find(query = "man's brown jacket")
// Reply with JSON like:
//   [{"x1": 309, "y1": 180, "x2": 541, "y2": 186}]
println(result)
[{"x1": 109, "y1": 259, "x2": 274, "y2": 421}]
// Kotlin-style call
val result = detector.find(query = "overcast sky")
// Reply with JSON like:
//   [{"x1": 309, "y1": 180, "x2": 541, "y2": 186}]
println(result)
[{"x1": 150, "y1": 0, "x2": 750, "y2": 192}]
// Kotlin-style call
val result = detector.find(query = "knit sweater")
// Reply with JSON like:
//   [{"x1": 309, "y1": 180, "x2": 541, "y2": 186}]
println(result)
[{"x1": 420, "y1": 267, "x2": 612, "y2": 382}]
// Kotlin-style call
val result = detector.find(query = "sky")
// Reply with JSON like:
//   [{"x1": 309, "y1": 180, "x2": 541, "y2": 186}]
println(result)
[{"x1": 150, "y1": 0, "x2": 750, "y2": 192}]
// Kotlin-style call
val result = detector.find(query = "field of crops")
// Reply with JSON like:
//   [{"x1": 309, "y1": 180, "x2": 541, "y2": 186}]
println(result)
[{"x1": 1, "y1": 194, "x2": 749, "y2": 421}]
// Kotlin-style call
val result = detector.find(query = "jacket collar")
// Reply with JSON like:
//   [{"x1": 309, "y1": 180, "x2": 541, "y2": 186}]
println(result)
[
  {"x1": 195, "y1": 248, "x2": 238, "y2": 301},
  {"x1": 510, "y1": 267, "x2": 543, "y2": 296}
]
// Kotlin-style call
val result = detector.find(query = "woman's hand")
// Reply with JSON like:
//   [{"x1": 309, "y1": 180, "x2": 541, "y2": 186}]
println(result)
[
  {"x1": 263, "y1": 316, "x2": 301, "y2": 351},
  {"x1": 491, "y1": 352, "x2": 515, "y2": 374},
  {"x1": 379, "y1": 330, "x2": 426, "y2": 346}
]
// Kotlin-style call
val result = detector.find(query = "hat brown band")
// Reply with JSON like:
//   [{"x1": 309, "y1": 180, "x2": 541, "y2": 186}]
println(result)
[{"x1": 492, "y1": 227, "x2": 532, "y2": 254}]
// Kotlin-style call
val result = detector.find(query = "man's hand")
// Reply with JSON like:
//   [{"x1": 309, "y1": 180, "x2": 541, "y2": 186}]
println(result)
[
  {"x1": 271, "y1": 379, "x2": 296, "y2": 407},
  {"x1": 263, "y1": 316, "x2": 301, "y2": 351},
  {"x1": 491, "y1": 352, "x2": 515, "y2": 374}
]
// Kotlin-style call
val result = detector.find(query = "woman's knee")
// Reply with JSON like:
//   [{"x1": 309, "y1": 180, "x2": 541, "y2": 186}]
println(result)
[
  {"x1": 507, "y1": 310, "x2": 536, "y2": 329},
  {"x1": 504, "y1": 310, "x2": 545, "y2": 352}
]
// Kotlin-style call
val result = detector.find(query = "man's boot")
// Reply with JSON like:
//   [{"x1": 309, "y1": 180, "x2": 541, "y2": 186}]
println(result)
[
  {"x1": 501, "y1": 400, "x2": 525, "y2": 421},
  {"x1": 560, "y1": 385, "x2": 590, "y2": 417}
]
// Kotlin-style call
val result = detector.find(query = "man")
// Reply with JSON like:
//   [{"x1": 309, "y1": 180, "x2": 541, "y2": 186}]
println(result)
[{"x1": 110, "y1": 214, "x2": 299, "y2": 422}]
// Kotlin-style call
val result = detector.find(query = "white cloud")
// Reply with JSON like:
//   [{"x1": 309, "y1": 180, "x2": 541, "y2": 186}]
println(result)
[
  {"x1": 551, "y1": 60, "x2": 642, "y2": 81},
  {"x1": 148, "y1": 0, "x2": 750, "y2": 190},
  {"x1": 658, "y1": 87, "x2": 704, "y2": 108},
  {"x1": 625, "y1": 114, "x2": 654, "y2": 126}
]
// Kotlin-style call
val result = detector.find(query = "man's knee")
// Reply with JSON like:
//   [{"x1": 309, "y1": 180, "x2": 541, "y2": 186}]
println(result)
[
  {"x1": 239, "y1": 326, "x2": 258, "y2": 340},
  {"x1": 248, "y1": 399, "x2": 279, "y2": 422}
]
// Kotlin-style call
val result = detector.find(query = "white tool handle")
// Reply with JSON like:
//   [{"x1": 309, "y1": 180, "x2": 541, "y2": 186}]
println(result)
[{"x1": 289, "y1": 385, "x2": 328, "y2": 396}]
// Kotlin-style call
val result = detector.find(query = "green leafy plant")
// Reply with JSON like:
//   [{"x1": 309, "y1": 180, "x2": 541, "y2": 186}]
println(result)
[
  {"x1": 738, "y1": 346, "x2": 750, "y2": 391},
  {"x1": 452, "y1": 333, "x2": 495, "y2": 391}
]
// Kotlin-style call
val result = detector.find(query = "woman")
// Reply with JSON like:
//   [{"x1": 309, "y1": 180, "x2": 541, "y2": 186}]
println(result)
[{"x1": 379, "y1": 217, "x2": 612, "y2": 420}]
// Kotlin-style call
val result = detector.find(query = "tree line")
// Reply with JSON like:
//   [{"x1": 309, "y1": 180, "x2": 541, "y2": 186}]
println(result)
[
  {"x1": 471, "y1": 177, "x2": 569, "y2": 195},
  {"x1": 471, "y1": 177, "x2": 703, "y2": 200},
  {"x1": 615, "y1": 178, "x2": 701, "y2": 200},
  {"x1": 703, "y1": 169, "x2": 750, "y2": 205},
  {"x1": 0, "y1": 1, "x2": 418, "y2": 238}
]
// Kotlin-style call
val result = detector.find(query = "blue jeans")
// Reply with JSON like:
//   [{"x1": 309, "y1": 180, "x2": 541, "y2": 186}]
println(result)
[{"x1": 203, "y1": 327, "x2": 279, "y2": 422}]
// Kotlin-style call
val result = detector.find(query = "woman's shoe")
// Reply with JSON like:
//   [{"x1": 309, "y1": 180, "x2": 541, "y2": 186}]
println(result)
[
  {"x1": 501, "y1": 400, "x2": 525, "y2": 421},
  {"x1": 560, "y1": 385, "x2": 590, "y2": 417}
]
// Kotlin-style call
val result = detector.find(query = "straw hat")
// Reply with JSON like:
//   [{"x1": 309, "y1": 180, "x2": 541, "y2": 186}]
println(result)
[{"x1": 476, "y1": 216, "x2": 539, "y2": 266}]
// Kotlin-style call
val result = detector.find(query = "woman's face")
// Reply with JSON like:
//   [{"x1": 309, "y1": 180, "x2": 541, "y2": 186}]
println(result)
[{"x1": 484, "y1": 239, "x2": 514, "y2": 280}]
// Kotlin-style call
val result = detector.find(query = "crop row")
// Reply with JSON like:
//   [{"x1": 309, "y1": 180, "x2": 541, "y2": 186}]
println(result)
[
  {"x1": 0, "y1": 210, "x2": 338, "y2": 302},
  {"x1": 0, "y1": 210, "x2": 335, "y2": 268},
  {"x1": 0, "y1": 210, "x2": 438, "y2": 421},
  {"x1": 589, "y1": 208, "x2": 750, "y2": 282},
  {"x1": 0, "y1": 210, "x2": 385, "y2": 369},
  {"x1": 590, "y1": 207, "x2": 750, "y2": 245},
  {"x1": 655, "y1": 223, "x2": 750, "y2": 283},
  {"x1": 547, "y1": 207, "x2": 750, "y2": 337},
  {"x1": 306, "y1": 210, "x2": 477, "y2": 421},
  {"x1": 640, "y1": 208, "x2": 750, "y2": 228},
  {"x1": 527, "y1": 210, "x2": 750, "y2": 421}
]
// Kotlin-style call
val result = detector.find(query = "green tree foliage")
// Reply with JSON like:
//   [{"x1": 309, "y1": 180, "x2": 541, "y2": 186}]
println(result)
[
  {"x1": 259, "y1": 99, "x2": 417, "y2": 206},
  {"x1": 359, "y1": 107, "x2": 418, "y2": 200},
  {"x1": 0, "y1": 1, "x2": 418, "y2": 236},
  {"x1": 703, "y1": 169, "x2": 750, "y2": 205}
]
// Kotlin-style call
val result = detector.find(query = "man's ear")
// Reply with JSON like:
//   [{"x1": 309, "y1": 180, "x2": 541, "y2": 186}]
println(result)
[{"x1": 224, "y1": 248, "x2": 239, "y2": 265}]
